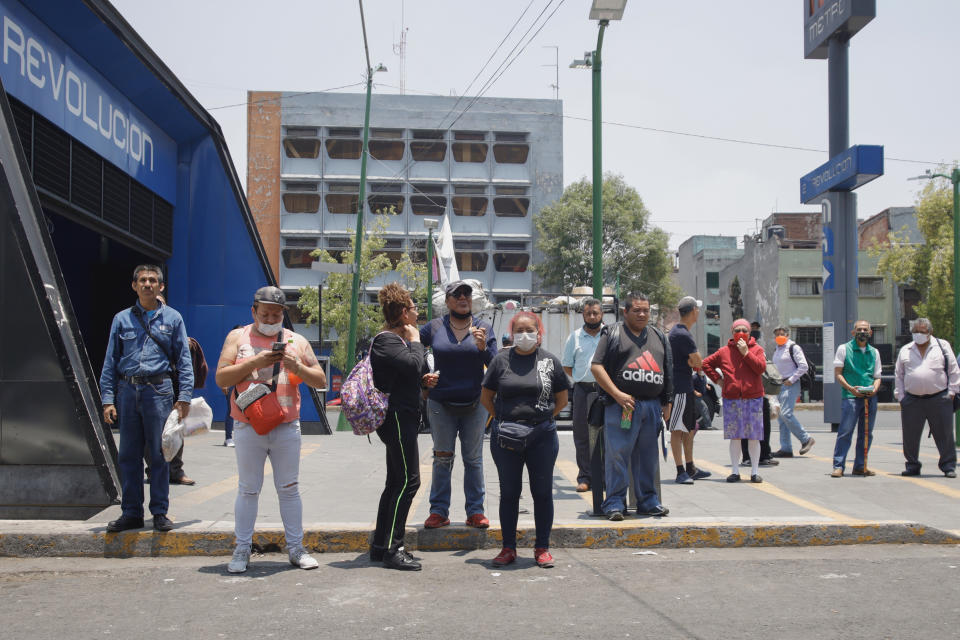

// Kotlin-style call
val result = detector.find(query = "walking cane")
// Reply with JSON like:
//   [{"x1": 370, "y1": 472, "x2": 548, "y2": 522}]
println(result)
[{"x1": 863, "y1": 392, "x2": 870, "y2": 475}]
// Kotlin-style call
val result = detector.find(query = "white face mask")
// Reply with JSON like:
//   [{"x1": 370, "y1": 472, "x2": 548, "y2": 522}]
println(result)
[
  {"x1": 513, "y1": 332, "x2": 538, "y2": 351},
  {"x1": 912, "y1": 332, "x2": 930, "y2": 345},
  {"x1": 258, "y1": 321, "x2": 283, "y2": 337}
]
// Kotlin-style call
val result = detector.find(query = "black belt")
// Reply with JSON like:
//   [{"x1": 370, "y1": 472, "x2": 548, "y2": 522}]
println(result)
[
  {"x1": 906, "y1": 389, "x2": 948, "y2": 400},
  {"x1": 123, "y1": 373, "x2": 171, "y2": 385},
  {"x1": 575, "y1": 381, "x2": 599, "y2": 392}
]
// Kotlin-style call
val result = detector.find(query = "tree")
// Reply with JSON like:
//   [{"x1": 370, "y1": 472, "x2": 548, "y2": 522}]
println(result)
[
  {"x1": 871, "y1": 171, "x2": 955, "y2": 344},
  {"x1": 729, "y1": 276, "x2": 744, "y2": 319},
  {"x1": 297, "y1": 214, "x2": 426, "y2": 371},
  {"x1": 533, "y1": 173, "x2": 680, "y2": 309}
]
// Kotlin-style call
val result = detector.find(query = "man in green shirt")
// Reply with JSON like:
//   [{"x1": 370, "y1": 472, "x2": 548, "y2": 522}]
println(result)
[{"x1": 831, "y1": 320, "x2": 882, "y2": 477}]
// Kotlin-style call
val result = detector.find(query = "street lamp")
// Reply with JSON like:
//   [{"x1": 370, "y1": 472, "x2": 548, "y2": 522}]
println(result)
[
  {"x1": 570, "y1": 0, "x2": 627, "y2": 300},
  {"x1": 910, "y1": 167, "x2": 960, "y2": 443},
  {"x1": 423, "y1": 218, "x2": 440, "y2": 321}
]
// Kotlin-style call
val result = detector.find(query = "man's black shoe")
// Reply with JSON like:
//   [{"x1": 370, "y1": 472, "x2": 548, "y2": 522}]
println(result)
[
  {"x1": 383, "y1": 548, "x2": 422, "y2": 571},
  {"x1": 901, "y1": 469, "x2": 920, "y2": 477},
  {"x1": 638, "y1": 505, "x2": 669, "y2": 517},
  {"x1": 153, "y1": 514, "x2": 174, "y2": 531},
  {"x1": 107, "y1": 516, "x2": 144, "y2": 532},
  {"x1": 759, "y1": 458, "x2": 779, "y2": 467},
  {"x1": 771, "y1": 450, "x2": 794, "y2": 458}
]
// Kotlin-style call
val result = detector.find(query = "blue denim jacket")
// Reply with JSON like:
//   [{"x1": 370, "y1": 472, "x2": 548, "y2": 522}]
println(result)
[{"x1": 99, "y1": 300, "x2": 194, "y2": 405}]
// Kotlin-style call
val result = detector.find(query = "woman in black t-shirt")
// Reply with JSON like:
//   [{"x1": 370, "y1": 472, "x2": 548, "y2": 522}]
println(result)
[
  {"x1": 481, "y1": 311, "x2": 569, "y2": 568},
  {"x1": 368, "y1": 283, "x2": 438, "y2": 571}
]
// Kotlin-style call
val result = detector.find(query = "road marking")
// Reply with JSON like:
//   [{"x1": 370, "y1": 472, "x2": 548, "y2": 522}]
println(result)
[
  {"x1": 805, "y1": 452, "x2": 960, "y2": 500},
  {"x1": 174, "y1": 441, "x2": 323, "y2": 508},
  {"x1": 693, "y1": 459, "x2": 861, "y2": 523},
  {"x1": 555, "y1": 459, "x2": 595, "y2": 507},
  {"x1": 873, "y1": 443, "x2": 938, "y2": 461}
]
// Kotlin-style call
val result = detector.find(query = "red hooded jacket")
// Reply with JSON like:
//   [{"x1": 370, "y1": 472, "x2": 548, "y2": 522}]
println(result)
[{"x1": 701, "y1": 336, "x2": 766, "y2": 400}]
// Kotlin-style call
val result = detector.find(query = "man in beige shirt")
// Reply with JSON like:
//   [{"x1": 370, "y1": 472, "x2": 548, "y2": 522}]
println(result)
[{"x1": 894, "y1": 318, "x2": 959, "y2": 478}]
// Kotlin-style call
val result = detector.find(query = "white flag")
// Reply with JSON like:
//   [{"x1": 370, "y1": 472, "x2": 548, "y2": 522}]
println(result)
[{"x1": 435, "y1": 214, "x2": 459, "y2": 284}]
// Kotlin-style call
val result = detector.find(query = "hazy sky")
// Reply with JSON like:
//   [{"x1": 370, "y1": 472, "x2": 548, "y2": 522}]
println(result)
[{"x1": 111, "y1": 0, "x2": 960, "y2": 250}]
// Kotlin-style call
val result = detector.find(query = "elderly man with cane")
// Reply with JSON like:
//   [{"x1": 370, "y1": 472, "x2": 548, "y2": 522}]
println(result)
[
  {"x1": 830, "y1": 320, "x2": 881, "y2": 478},
  {"x1": 894, "y1": 318, "x2": 959, "y2": 478}
]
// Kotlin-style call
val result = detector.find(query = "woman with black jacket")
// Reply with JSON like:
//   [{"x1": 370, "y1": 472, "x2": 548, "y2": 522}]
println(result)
[{"x1": 369, "y1": 283, "x2": 438, "y2": 570}]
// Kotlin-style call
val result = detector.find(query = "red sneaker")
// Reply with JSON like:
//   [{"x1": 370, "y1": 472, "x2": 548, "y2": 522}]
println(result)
[
  {"x1": 423, "y1": 513, "x2": 450, "y2": 529},
  {"x1": 534, "y1": 548, "x2": 554, "y2": 568},
  {"x1": 491, "y1": 548, "x2": 517, "y2": 566},
  {"x1": 465, "y1": 513, "x2": 490, "y2": 529}
]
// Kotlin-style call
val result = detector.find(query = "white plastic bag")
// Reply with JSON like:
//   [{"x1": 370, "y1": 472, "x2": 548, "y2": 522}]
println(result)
[
  {"x1": 182, "y1": 397, "x2": 213, "y2": 436},
  {"x1": 161, "y1": 410, "x2": 183, "y2": 462},
  {"x1": 767, "y1": 394, "x2": 781, "y2": 420}
]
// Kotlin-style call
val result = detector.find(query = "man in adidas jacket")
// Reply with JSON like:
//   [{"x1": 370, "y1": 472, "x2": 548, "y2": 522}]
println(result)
[
  {"x1": 770, "y1": 325, "x2": 815, "y2": 458},
  {"x1": 591, "y1": 293, "x2": 673, "y2": 520}
]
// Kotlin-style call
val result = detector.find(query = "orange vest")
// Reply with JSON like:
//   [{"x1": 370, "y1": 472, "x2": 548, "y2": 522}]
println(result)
[{"x1": 229, "y1": 325, "x2": 304, "y2": 424}]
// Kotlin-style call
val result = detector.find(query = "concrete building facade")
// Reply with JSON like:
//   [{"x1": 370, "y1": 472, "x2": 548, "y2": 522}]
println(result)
[
  {"x1": 675, "y1": 235, "x2": 744, "y2": 354},
  {"x1": 246, "y1": 92, "x2": 564, "y2": 339}
]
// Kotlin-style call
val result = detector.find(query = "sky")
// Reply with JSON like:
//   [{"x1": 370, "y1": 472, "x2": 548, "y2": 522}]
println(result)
[{"x1": 111, "y1": 0, "x2": 960, "y2": 250}]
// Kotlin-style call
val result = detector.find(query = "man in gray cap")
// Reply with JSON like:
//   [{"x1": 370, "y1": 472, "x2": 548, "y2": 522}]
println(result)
[
  {"x1": 667, "y1": 296, "x2": 711, "y2": 484},
  {"x1": 215, "y1": 285, "x2": 328, "y2": 573}
]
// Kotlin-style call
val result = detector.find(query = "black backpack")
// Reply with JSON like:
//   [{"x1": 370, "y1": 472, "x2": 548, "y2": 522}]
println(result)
[{"x1": 789, "y1": 343, "x2": 815, "y2": 389}]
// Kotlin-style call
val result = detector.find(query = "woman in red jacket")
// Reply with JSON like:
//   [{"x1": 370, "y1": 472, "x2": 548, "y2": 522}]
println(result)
[{"x1": 702, "y1": 318, "x2": 767, "y2": 483}]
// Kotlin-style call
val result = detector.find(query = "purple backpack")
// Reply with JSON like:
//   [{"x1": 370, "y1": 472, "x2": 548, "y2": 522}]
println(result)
[{"x1": 341, "y1": 332, "x2": 394, "y2": 436}]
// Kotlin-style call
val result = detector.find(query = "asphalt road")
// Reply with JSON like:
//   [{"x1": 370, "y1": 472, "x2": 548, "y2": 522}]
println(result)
[{"x1": 3, "y1": 545, "x2": 958, "y2": 639}]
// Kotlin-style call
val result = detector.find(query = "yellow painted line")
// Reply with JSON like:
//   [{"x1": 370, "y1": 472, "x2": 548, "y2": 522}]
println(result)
[
  {"x1": 694, "y1": 459, "x2": 862, "y2": 523},
  {"x1": 555, "y1": 459, "x2": 595, "y2": 507},
  {"x1": 873, "y1": 443, "x2": 938, "y2": 461},
  {"x1": 805, "y1": 452, "x2": 960, "y2": 500},
  {"x1": 174, "y1": 442, "x2": 323, "y2": 508}
]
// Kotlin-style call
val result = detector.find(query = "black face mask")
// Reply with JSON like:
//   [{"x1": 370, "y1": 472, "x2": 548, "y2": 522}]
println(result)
[
  {"x1": 450, "y1": 310, "x2": 472, "y2": 320},
  {"x1": 856, "y1": 331, "x2": 870, "y2": 342},
  {"x1": 584, "y1": 321, "x2": 602, "y2": 330}
]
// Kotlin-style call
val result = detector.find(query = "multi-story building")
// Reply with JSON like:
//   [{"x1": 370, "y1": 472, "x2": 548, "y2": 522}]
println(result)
[
  {"x1": 247, "y1": 92, "x2": 564, "y2": 339},
  {"x1": 675, "y1": 235, "x2": 744, "y2": 354}
]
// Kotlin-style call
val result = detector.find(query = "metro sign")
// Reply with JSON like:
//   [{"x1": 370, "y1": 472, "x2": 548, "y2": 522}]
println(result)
[{"x1": 804, "y1": 0, "x2": 876, "y2": 59}]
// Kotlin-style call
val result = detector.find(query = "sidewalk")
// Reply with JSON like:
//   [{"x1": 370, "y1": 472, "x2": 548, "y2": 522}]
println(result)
[{"x1": 2, "y1": 409, "x2": 958, "y2": 557}]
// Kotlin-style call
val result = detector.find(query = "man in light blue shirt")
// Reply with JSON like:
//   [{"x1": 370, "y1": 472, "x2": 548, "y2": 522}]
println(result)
[
  {"x1": 100, "y1": 265, "x2": 193, "y2": 533},
  {"x1": 561, "y1": 298, "x2": 604, "y2": 492}
]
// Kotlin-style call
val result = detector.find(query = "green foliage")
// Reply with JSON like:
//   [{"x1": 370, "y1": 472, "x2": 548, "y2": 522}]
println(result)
[
  {"x1": 729, "y1": 276, "x2": 744, "y2": 319},
  {"x1": 533, "y1": 173, "x2": 681, "y2": 310},
  {"x1": 871, "y1": 171, "x2": 955, "y2": 344},
  {"x1": 297, "y1": 214, "x2": 426, "y2": 371}
]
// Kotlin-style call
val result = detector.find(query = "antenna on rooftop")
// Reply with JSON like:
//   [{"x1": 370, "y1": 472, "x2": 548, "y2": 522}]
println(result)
[{"x1": 392, "y1": 0, "x2": 408, "y2": 94}]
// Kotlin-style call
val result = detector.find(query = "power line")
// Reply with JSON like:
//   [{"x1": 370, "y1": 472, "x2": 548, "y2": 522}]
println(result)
[{"x1": 205, "y1": 83, "x2": 366, "y2": 111}]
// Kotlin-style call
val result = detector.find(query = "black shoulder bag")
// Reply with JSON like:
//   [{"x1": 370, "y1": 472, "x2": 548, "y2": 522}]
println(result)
[{"x1": 934, "y1": 338, "x2": 960, "y2": 413}]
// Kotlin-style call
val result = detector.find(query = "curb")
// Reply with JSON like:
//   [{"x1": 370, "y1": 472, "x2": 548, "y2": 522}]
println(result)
[{"x1": 2, "y1": 521, "x2": 957, "y2": 558}]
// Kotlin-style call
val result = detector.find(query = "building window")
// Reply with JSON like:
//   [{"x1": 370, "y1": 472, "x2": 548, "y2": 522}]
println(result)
[
  {"x1": 284, "y1": 181, "x2": 318, "y2": 191},
  {"x1": 795, "y1": 327, "x2": 822, "y2": 344},
  {"x1": 281, "y1": 248, "x2": 318, "y2": 269},
  {"x1": 452, "y1": 143, "x2": 487, "y2": 163},
  {"x1": 283, "y1": 138, "x2": 320, "y2": 158},
  {"x1": 325, "y1": 139, "x2": 362, "y2": 159},
  {"x1": 453, "y1": 196, "x2": 487, "y2": 216},
  {"x1": 456, "y1": 252, "x2": 489, "y2": 272},
  {"x1": 410, "y1": 195, "x2": 446, "y2": 215},
  {"x1": 858, "y1": 277, "x2": 884, "y2": 297},
  {"x1": 493, "y1": 144, "x2": 529, "y2": 164},
  {"x1": 368, "y1": 195, "x2": 404, "y2": 214},
  {"x1": 790, "y1": 277, "x2": 822, "y2": 296},
  {"x1": 282, "y1": 193, "x2": 320, "y2": 213},
  {"x1": 368, "y1": 130, "x2": 405, "y2": 161},
  {"x1": 454, "y1": 131, "x2": 485, "y2": 141},
  {"x1": 705, "y1": 304, "x2": 720, "y2": 323},
  {"x1": 495, "y1": 132, "x2": 528, "y2": 142},
  {"x1": 493, "y1": 197, "x2": 529, "y2": 217},
  {"x1": 706, "y1": 271, "x2": 720, "y2": 291},
  {"x1": 325, "y1": 183, "x2": 359, "y2": 214},
  {"x1": 372, "y1": 239, "x2": 404, "y2": 268},
  {"x1": 493, "y1": 252, "x2": 529, "y2": 272},
  {"x1": 324, "y1": 236, "x2": 351, "y2": 262},
  {"x1": 871, "y1": 326, "x2": 886, "y2": 343},
  {"x1": 707, "y1": 332, "x2": 721, "y2": 353},
  {"x1": 496, "y1": 186, "x2": 527, "y2": 196},
  {"x1": 410, "y1": 131, "x2": 445, "y2": 162}
]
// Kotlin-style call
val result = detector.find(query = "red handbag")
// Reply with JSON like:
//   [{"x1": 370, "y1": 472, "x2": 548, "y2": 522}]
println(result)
[{"x1": 234, "y1": 358, "x2": 285, "y2": 435}]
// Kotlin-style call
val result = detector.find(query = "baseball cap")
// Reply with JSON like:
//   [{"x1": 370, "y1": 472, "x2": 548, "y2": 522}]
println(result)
[
  {"x1": 254, "y1": 286, "x2": 286, "y2": 306},
  {"x1": 677, "y1": 296, "x2": 702, "y2": 314},
  {"x1": 444, "y1": 280, "x2": 473, "y2": 297}
]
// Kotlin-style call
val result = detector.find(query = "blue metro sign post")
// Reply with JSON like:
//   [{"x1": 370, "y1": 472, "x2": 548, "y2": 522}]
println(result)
[{"x1": 800, "y1": 0, "x2": 877, "y2": 428}]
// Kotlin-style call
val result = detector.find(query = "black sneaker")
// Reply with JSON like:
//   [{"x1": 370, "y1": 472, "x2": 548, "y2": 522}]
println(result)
[
  {"x1": 751, "y1": 474, "x2": 763, "y2": 483},
  {"x1": 759, "y1": 458, "x2": 779, "y2": 467},
  {"x1": 691, "y1": 468, "x2": 712, "y2": 480},
  {"x1": 153, "y1": 514, "x2": 174, "y2": 531},
  {"x1": 106, "y1": 516, "x2": 144, "y2": 532},
  {"x1": 726, "y1": 473, "x2": 741, "y2": 483},
  {"x1": 638, "y1": 504, "x2": 669, "y2": 517},
  {"x1": 771, "y1": 450, "x2": 794, "y2": 458},
  {"x1": 383, "y1": 548, "x2": 421, "y2": 571},
  {"x1": 607, "y1": 511, "x2": 624, "y2": 522}
]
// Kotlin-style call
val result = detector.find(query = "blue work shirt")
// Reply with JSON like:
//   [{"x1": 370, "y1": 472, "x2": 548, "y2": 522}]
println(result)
[
  {"x1": 561, "y1": 325, "x2": 604, "y2": 383},
  {"x1": 420, "y1": 315, "x2": 496, "y2": 403},
  {"x1": 100, "y1": 300, "x2": 194, "y2": 405}
]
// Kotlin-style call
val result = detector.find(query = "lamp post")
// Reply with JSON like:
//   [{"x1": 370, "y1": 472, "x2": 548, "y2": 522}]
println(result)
[
  {"x1": 570, "y1": 0, "x2": 627, "y2": 300},
  {"x1": 910, "y1": 167, "x2": 960, "y2": 442},
  {"x1": 424, "y1": 218, "x2": 440, "y2": 321}
]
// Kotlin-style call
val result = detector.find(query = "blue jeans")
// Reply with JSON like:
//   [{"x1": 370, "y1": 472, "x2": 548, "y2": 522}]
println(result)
[
  {"x1": 426, "y1": 399, "x2": 487, "y2": 518},
  {"x1": 833, "y1": 395, "x2": 878, "y2": 470},
  {"x1": 601, "y1": 399, "x2": 663, "y2": 514},
  {"x1": 490, "y1": 424, "x2": 559, "y2": 549},
  {"x1": 117, "y1": 378, "x2": 174, "y2": 518},
  {"x1": 777, "y1": 383, "x2": 811, "y2": 452}
]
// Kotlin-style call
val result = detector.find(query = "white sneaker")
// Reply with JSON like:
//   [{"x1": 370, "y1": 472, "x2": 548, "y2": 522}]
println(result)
[
  {"x1": 289, "y1": 547, "x2": 319, "y2": 570},
  {"x1": 228, "y1": 544, "x2": 251, "y2": 573},
  {"x1": 225, "y1": 438, "x2": 235, "y2": 447}
]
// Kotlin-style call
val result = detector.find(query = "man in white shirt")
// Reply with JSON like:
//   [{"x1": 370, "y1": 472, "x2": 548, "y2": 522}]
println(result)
[
  {"x1": 894, "y1": 318, "x2": 959, "y2": 478},
  {"x1": 770, "y1": 326, "x2": 815, "y2": 458}
]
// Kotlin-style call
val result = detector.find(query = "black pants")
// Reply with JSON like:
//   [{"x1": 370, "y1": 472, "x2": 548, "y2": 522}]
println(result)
[
  {"x1": 901, "y1": 394, "x2": 957, "y2": 473},
  {"x1": 572, "y1": 383, "x2": 596, "y2": 484},
  {"x1": 742, "y1": 397, "x2": 772, "y2": 461},
  {"x1": 144, "y1": 443, "x2": 185, "y2": 481},
  {"x1": 373, "y1": 409, "x2": 422, "y2": 553}
]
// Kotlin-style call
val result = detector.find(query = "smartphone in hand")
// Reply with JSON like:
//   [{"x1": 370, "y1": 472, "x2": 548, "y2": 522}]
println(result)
[{"x1": 272, "y1": 342, "x2": 286, "y2": 352}]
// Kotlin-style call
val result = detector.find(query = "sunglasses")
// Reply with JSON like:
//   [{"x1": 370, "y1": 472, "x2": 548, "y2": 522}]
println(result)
[{"x1": 449, "y1": 289, "x2": 471, "y2": 299}]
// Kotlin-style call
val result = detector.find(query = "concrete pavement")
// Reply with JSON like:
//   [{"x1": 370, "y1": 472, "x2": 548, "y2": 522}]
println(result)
[{"x1": 2, "y1": 408, "x2": 959, "y2": 557}]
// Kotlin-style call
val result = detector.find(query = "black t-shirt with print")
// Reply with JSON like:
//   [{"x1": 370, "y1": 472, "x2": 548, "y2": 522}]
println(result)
[
  {"x1": 482, "y1": 347, "x2": 570, "y2": 423},
  {"x1": 592, "y1": 323, "x2": 673, "y2": 404}
]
